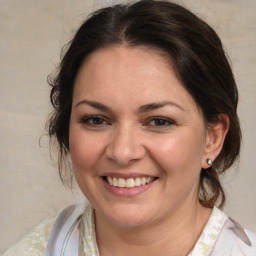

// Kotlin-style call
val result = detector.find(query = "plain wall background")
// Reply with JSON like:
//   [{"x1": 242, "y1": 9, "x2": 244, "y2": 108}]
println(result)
[{"x1": 0, "y1": 0, "x2": 255, "y2": 253}]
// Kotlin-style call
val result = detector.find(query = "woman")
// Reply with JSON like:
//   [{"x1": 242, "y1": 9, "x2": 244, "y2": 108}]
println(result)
[{"x1": 3, "y1": 0, "x2": 256, "y2": 255}]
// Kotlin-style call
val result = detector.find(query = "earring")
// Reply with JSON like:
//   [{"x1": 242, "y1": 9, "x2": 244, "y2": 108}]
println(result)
[{"x1": 206, "y1": 158, "x2": 212, "y2": 166}]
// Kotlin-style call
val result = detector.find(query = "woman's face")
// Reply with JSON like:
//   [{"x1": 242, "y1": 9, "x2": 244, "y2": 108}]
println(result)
[{"x1": 69, "y1": 46, "x2": 211, "y2": 228}]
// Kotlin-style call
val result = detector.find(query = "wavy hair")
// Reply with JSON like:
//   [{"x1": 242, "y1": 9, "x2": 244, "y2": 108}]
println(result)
[{"x1": 47, "y1": 0, "x2": 241, "y2": 208}]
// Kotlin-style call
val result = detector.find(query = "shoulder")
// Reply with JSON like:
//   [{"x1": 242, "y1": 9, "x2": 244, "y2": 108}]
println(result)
[
  {"x1": 212, "y1": 210, "x2": 256, "y2": 255},
  {"x1": 2, "y1": 215, "x2": 57, "y2": 256},
  {"x1": 3, "y1": 204, "x2": 86, "y2": 256}
]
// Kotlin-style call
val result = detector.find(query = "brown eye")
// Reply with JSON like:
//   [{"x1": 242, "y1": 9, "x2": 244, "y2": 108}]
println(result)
[
  {"x1": 81, "y1": 115, "x2": 109, "y2": 126},
  {"x1": 148, "y1": 117, "x2": 174, "y2": 127}
]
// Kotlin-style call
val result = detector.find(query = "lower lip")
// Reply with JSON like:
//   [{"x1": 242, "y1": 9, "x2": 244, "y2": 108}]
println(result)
[{"x1": 102, "y1": 178, "x2": 156, "y2": 197}]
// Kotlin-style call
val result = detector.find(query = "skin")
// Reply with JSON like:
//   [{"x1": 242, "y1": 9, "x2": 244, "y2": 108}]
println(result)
[{"x1": 69, "y1": 46, "x2": 229, "y2": 256}]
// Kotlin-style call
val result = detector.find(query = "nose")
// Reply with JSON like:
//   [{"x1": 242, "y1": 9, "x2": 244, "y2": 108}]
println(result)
[{"x1": 105, "y1": 124, "x2": 146, "y2": 166}]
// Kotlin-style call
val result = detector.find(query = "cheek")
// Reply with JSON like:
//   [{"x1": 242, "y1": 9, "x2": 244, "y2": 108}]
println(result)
[
  {"x1": 154, "y1": 137, "x2": 188, "y2": 174},
  {"x1": 69, "y1": 128, "x2": 103, "y2": 170},
  {"x1": 150, "y1": 130, "x2": 205, "y2": 176}
]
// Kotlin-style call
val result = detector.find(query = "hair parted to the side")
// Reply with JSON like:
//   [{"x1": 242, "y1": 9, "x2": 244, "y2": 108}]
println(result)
[{"x1": 47, "y1": 0, "x2": 241, "y2": 208}]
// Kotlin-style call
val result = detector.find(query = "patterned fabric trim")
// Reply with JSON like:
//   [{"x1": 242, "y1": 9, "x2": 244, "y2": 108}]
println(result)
[
  {"x1": 5, "y1": 205, "x2": 254, "y2": 256},
  {"x1": 189, "y1": 207, "x2": 228, "y2": 256},
  {"x1": 79, "y1": 205, "x2": 99, "y2": 256},
  {"x1": 79, "y1": 206, "x2": 229, "y2": 256},
  {"x1": 211, "y1": 217, "x2": 256, "y2": 255},
  {"x1": 2, "y1": 216, "x2": 57, "y2": 256}
]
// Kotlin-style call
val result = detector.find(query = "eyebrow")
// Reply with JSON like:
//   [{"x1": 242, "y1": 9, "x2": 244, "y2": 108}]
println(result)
[
  {"x1": 138, "y1": 101, "x2": 185, "y2": 112},
  {"x1": 75, "y1": 100, "x2": 112, "y2": 112},
  {"x1": 75, "y1": 99, "x2": 184, "y2": 112}
]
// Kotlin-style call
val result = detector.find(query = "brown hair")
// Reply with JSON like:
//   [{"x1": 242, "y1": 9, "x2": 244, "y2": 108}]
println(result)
[{"x1": 48, "y1": 0, "x2": 241, "y2": 208}]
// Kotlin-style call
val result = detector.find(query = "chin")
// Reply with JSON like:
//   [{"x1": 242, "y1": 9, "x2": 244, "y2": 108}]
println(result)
[{"x1": 96, "y1": 203, "x2": 154, "y2": 229}]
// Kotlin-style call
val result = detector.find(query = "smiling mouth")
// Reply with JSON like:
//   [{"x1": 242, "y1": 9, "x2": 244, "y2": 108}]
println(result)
[{"x1": 103, "y1": 176, "x2": 157, "y2": 188}]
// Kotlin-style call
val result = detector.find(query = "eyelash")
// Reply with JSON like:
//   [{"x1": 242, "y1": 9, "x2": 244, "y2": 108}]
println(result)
[
  {"x1": 80, "y1": 115, "x2": 175, "y2": 129},
  {"x1": 80, "y1": 115, "x2": 110, "y2": 127},
  {"x1": 146, "y1": 117, "x2": 175, "y2": 127}
]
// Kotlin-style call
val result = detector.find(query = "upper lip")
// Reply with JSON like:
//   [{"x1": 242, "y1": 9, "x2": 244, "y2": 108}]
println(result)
[{"x1": 101, "y1": 172, "x2": 157, "y2": 179}]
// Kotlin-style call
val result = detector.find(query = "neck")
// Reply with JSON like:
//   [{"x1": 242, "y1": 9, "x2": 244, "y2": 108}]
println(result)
[{"x1": 95, "y1": 202, "x2": 212, "y2": 256}]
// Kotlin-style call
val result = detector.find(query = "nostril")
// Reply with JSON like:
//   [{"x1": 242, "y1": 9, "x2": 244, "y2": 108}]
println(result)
[{"x1": 105, "y1": 142, "x2": 146, "y2": 166}]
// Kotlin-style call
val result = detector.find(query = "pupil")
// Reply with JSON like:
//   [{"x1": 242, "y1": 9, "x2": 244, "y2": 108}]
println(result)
[
  {"x1": 94, "y1": 118, "x2": 102, "y2": 124},
  {"x1": 156, "y1": 119, "x2": 165, "y2": 125}
]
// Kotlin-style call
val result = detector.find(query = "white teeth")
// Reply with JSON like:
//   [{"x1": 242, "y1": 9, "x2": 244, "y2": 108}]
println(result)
[
  {"x1": 107, "y1": 176, "x2": 113, "y2": 185},
  {"x1": 118, "y1": 178, "x2": 126, "y2": 187},
  {"x1": 106, "y1": 176, "x2": 154, "y2": 188},
  {"x1": 134, "y1": 177, "x2": 141, "y2": 186},
  {"x1": 113, "y1": 177, "x2": 118, "y2": 187},
  {"x1": 146, "y1": 177, "x2": 153, "y2": 183},
  {"x1": 126, "y1": 178, "x2": 135, "y2": 188}
]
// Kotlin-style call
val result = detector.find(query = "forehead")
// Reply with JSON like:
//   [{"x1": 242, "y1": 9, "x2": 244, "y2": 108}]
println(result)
[
  {"x1": 77, "y1": 45, "x2": 174, "y2": 82},
  {"x1": 73, "y1": 45, "x2": 199, "y2": 114}
]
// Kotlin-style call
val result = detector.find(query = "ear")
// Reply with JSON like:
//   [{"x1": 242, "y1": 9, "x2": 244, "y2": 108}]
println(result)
[{"x1": 201, "y1": 114, "x2": 230, "y2": 169}]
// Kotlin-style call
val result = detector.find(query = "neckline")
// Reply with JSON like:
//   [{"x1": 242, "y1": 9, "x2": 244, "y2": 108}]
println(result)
[
  {"x1": 80, "y1": 205, "x2": 228, "y2": 256},
  {"x1": 188, "y1": 206, "x2": 228, "y2": 256}
]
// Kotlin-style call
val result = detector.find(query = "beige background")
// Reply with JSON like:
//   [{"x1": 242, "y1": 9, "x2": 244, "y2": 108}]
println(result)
[{"x1": 0, "y1": 0, "x2": 255, "y2": 253}]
